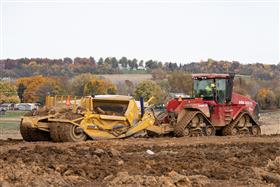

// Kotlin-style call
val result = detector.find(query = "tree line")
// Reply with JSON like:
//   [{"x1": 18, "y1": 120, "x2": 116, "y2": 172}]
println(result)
[
  {"x1": 1, "y1": 57, "x2": 280, "y2": 80},
  {"x1": 1, "y1": 72, "x2": 280, "y2": 110}
]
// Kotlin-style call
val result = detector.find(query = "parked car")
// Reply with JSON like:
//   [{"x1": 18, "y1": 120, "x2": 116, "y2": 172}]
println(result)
[
  {"x1": 0, "y1": 107, "x2": 6, "y2": 115},
  {"x1": 0, "y1": 103, "x2": 14, "y2": 110},
  {"x1": 14, "y1": 103, "x2": 39, "y2": 111}
]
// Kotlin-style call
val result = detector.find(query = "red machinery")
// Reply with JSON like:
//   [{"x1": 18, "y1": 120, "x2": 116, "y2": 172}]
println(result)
[{"x1": 165, "y1": 73, "x2": 261, "y2": 136}]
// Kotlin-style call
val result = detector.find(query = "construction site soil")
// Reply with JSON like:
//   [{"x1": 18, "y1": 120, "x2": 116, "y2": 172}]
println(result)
[
  {"x1": 0, "y1": 136, "x2": 280, "y2": 187},
  {"x1": 0, "y1": 111, "x2": 279, "y2": 186}
]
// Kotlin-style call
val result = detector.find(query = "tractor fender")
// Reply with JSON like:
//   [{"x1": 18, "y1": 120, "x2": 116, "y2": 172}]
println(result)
[
  {"x1": 177, "y1": 108, "x2": 213, "y2": 127},
  {"x1": 183, "y1": 103, "x2": 210, "y2": 118},
  {"x1": 232, "y1": 106, "x2": 254, "y2": 121},
  {"x1": 233, "y1": 110, "x2": 260, "y2": 126}
]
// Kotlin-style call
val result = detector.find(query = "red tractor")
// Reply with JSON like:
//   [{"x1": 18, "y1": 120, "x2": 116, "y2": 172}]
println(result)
[{"x1": 165, "y1": 73, "x2": 261, "y2": 136}]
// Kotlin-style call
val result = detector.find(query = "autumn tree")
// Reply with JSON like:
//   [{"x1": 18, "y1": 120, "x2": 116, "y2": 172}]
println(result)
[
  {"x1": 117, "y1": 80, "x2": 134, "y2": 95},
  {"x1": 274, "y1": 87, "x2": 280, "y2": 107},
  {"x1": 0, "y1": 81, "x2": 20, "y2": 103},
  {"x1": 255, "y1": 88, "x2": 277, "y2": 109},
  {"x1": 151, "y1": 68, "x2": 166, "y2": 80},
  {"x1": 167, "y1": 72, "x2": 192, "y2": 95},
  {"x1": 36, "y1": 82, "x2": 62, "y2": 104},
  {"x1": 16, "y1": 76, "x2": 62, "y2": 103},
  {"x1": 83, "y1": 78, "x2": 116, "y2": 96},
  {"x1": 134, "y1": 80, "x2": 166, "y2": 103}
]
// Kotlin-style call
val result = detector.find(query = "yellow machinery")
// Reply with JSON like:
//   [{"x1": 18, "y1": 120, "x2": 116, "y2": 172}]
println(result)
[{"x1": 20, "y1": 95, "x2": 161, "y2": 142}]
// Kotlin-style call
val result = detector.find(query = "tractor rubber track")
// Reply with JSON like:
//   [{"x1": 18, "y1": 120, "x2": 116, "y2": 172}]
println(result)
[
  {"x1": 222, "y1": 112, "x2": 246, "y2": 136},
  {"x1": 174, "y1": 111, "x2": 198, "y2": 137},
  {"x1": 49, "y1": 122, "x2": 87, "y2": 142},
  {"x1": 222, "y1": 111, "x2": 261, "y2": 136},
  {"x1": 20, "y1": 121, "x2": 51, "y2": 141}
]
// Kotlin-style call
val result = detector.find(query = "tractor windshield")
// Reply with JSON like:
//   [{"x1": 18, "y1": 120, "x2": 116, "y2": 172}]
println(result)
[
  {"x1": 193, "y1": 79, "x2": 214, "y2": 99},
  {"x1": 216, "y1": 79, "x2": 226, "y2": 103},
  {"x1": 193, "y1": 78, "x2": 227, "y2": 103}
]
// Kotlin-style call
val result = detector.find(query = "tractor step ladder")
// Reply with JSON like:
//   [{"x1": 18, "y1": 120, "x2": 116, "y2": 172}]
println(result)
[{"x1": 224, "y1": 107, "x2": 233, "y2": 124}]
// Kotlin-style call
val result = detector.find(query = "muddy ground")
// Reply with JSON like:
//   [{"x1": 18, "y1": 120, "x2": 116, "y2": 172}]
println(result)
[
  {"x1": 0, "y1": 111, "x2": 279, "y2": 187},
  {"x1": 0, "y1": 136, "x2": 280, "y2": 187}
]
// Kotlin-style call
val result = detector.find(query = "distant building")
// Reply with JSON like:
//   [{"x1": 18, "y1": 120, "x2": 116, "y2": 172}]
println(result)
[
  {"x1": 137, "y1": 66, "x2": 146, "y2": 71},
  {"x1": 118, "y1": 64, "x2": 129, "y2": 70}
]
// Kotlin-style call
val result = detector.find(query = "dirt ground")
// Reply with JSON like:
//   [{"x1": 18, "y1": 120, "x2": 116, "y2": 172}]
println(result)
[
  {"x1": 0, "y1": 136, "x2": 280, "y2": 187},
  {"x1": 0, "y1": 111, "x2": 279, "y2": 187}
]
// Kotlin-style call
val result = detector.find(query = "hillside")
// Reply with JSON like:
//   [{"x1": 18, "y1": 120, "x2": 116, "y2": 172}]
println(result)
[{"x1": 0, "y1": 58, "x2": 279, "y2": 80}]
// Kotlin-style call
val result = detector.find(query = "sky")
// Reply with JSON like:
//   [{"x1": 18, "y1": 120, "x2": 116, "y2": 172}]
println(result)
[{"x1": 0, "y1": 0, "x2": 279, "y2": 64}]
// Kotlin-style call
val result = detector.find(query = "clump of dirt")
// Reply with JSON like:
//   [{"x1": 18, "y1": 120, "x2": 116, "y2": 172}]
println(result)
[
  {"x1": 104, "y1": 171, "x2": 196, "y2": 187},
  {"x1": 253, "y1": 156, "x2": 280, "y2": 186},
  {"x1": 24, "y1": 106, "x2": 83, "y2": 120},
  {"x1": 0, "y1": 159, "x2": 81, "y2": 187}
]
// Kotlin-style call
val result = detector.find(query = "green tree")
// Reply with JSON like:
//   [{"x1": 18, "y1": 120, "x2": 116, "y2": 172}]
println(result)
[
  {"x1": 98, "y1": 58, "x2": 104, "y2": 66},
  {"x1": 119, "y1": 57, "x2": 128, "y2": 68},
  {"x1": 69, "y1": 73, "x2": 97, "y2": 96},
  {"x1": 111, "y1": 57, "x2": 119, "y2": 69},
  {"x1": 145, "y1": 60, "x2": 158, "y2": 69},
  {"x1": 139, "y1": 60, "x2": 144, "y2": 67},
  {"x1": 17, "y1": 83, "x2": 26, "y2": 102}
]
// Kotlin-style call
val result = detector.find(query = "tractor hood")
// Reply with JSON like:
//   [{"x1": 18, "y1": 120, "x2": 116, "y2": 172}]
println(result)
[{"x1": 231, "y1": 92, "x2": 257, "y2": 108}]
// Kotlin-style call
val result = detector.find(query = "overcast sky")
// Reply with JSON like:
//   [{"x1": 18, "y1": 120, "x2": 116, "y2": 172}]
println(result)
[{"x1": 1, "y1": 0, "x2": 279, "y2": 64}]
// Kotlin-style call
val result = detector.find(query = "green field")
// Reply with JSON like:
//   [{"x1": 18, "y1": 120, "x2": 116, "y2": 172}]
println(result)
[
  {"x1": 0, "y1": 111, "x2": 25, "y2": 130},
  {"x1": 0, "y1": 111, "x2": 27, "y2": 118},
  {"x1": 0, "y1": 121, "x2": 20, "y2": 130},
  {"x1": 0, "y1": 111, "x2": 24, "y2": 139}
]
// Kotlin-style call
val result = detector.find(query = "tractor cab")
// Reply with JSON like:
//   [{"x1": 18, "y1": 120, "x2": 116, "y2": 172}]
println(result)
[{"x1": 192, "y1": 73, "x2": 234, "y2": 104}]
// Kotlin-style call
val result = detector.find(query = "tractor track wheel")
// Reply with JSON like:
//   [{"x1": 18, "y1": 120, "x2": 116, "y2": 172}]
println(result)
[
  {"x1": 204, "y1": 125, "x2": 216, "y2": 136},
  {"x1": 222, "y1": 125, "x2": 239, "y2": 136},
  {"x1": 56, "y1": 123, "x2": 87, "y2": 142},
  {"x1": 174, "y1": 111, "x2": 198, "y2": 137},
  {"x1": 250, "y1": 125, "x2": 261, "y2": 136},
  {"x1": 20, "y1": 121, "x2": 51, "y2": 141}
]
